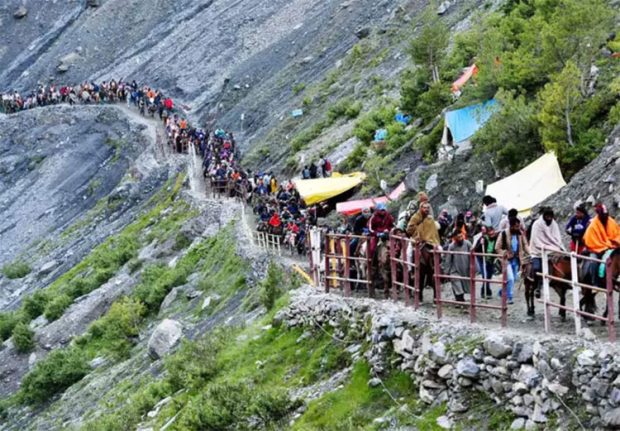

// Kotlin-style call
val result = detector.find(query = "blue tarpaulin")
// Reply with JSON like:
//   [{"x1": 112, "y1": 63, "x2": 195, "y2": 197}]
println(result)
[
  {"x1": 444, "y1": 99, "x2": 498, "y2": 145},
  {"x1": 395, "y1": 112, "x2": 411, "y2": 125},
  {"x1": 374, "y1": 128, "x2": 388, "y2": 141}
]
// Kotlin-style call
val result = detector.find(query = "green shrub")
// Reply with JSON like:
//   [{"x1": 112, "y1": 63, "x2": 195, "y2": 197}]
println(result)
[
  {"x1": 165, "y1": 334, "x2": 223, "y2": 391},
  {"x1": 415, "y1": 119, "x2": 445, "y2": 162},
  {"x1": 12, "y1": 322, "x2": 35, "y2": 353},
  {"x1": 292, "y1": 82, "x2": 306, "y2": 94},
  {"x1": 19, "y1": 347, "x2": 89, "y2": 404},
  {"x1": 177, "y1": 381, "x2": 298, "y2": 430},
  {"x1": 174, "y1": 232, "x2": 192, "y2": 251},
  {"x1": 0, "y1": 312, "x2": 18, "y2": 341},
  {"x1": 43, "y1": 294, "x2": 73, "y2": 321},
  {"x1": 86, "y1": 297, "x2": 145, "y2": 359},
  {"x1": 22, "y1": 290, "x2": 50, "y2": 320},
  {"x1": 2, "y1": 261, "x2": 31, "y2": 279},
  {"x1": 290, "y1": 120, "x2": 328, "y2": 152},
  {"x1": 327, "y1": 98, "x2": 363, "y2": 122},
  {"x1": 259, "y1": 264, "x2": 284, "y2": 311}
]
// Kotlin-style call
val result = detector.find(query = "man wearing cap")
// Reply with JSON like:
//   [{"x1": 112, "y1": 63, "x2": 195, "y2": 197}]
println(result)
[
  {"x1": 583, "y1": 203, "x2": 620, "y2": 280},
  {"x1": 368, "y1": 202, "x2": 394, "y2": 257},
  {"x1": 406, "y1": 202, "x2": 441, "y2": 246}
]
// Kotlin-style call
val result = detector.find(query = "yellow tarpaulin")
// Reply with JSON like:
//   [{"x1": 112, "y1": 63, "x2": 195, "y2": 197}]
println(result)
[
  {"x1": 295, "y1": 172, "x2": 366, "y2": 205},
  {"x1": 485, "y1": 153, "x2": 566, "y2": 216}
]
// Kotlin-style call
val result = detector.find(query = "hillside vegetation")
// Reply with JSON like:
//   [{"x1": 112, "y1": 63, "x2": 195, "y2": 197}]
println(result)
[{"x1": 267, "y1": 0, "x2": 619, "y2": 194}]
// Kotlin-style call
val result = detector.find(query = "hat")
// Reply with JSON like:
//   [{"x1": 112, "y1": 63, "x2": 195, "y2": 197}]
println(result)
[
  {"x1": 376, "y1": 202, "x2": 387, "y2": 211},
  {"x1": 595, "y1": 203, "x2": 608, "y2": 215},
  {"x1": 465, "y1": 210, "x2": 473, "y2": 217}
]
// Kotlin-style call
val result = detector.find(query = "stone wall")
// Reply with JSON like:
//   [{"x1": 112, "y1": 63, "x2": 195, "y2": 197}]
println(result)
[{"x1": 275, "y1": 287, "x2": 620, "y2": 430}]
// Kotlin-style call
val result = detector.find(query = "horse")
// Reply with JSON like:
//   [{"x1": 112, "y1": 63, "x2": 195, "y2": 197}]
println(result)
[
  {"x1": 375, "y1": 234, "x2": 392, "y2": 298},
  {"x1": 580, "y1": 248, "x2": 620, "y2": 322},
  {"x1": 522, "y1": 254, "x2": 598, "y2": 320}
]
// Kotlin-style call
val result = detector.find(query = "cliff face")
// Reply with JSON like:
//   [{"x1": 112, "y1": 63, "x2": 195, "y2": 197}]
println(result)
[{"x1": 0, "y1": 0, "x2": 418, "y2": 150}]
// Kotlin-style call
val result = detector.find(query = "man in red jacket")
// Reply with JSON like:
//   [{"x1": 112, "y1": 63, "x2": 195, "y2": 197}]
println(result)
[
  {"x1": 368, "y1": 202, "x2": 394, "y2": 258},
  {"x1": 164, "y1": 97, "x2": 173, "y2": 111}
]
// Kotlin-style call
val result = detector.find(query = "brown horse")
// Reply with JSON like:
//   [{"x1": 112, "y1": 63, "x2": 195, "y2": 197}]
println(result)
[{"x1": 523, "y1": 255, "x2": 573, "y2": 320}]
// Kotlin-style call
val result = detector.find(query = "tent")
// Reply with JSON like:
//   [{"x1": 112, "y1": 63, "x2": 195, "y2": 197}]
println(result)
[
  {"x1": 451, "y1": 64, "x2": 478, "y2": 95},
  {"x1": 336, "y1": 182, "x2": 407, "y2": 216},
  {"x1": 295, "y1": 172, "x2": 366, "y2": 205},
  {"x1": 441, "y1": 99, "x2": 498, "y2": 148},
  {"x1": 485, "y1": 153, "x2": 566, "y2": 215}
]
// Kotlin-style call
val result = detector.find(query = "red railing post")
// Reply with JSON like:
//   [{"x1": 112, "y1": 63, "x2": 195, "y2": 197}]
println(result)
[
  {"x1": 606, "y1": 258, "x2": 616, "y2": 342},
  {"x1": 469, "y1": 250, "x2": 476, "y2": 323},
  {"x1": 389, "y1": 235, "x2": 398, "y2": 301},
  {"x1": 324, "y1": 234, "x2": 330, "y2": 293},
  {"x1": 344, "y1": 236, "x2": 351, "y2": 297},
  {"x1": 433, "y1": 246, "x2": 443, "y2": 320},
  {"x1": 500, "y1": 253, "x2": 508, "y2": 328},
  {"x1": 414, "y1": 244, "x2": 421, "y2": 310}
]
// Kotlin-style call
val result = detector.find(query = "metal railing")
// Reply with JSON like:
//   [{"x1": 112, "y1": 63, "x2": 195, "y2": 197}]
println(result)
[
  {"x1": 539, "y1": 247, "x2": 616, "y2": 342},
  {"x1": 433, "y1": 248, "x2": 508, "y2": 327}
]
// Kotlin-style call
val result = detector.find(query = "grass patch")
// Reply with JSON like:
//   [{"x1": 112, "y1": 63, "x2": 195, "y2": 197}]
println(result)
[
  {"x1": 12, "y1": 322, "x2": 35, "y2": 353},
  {"x1": 0, "y1": 175, "x2": 187, "y2": 338},
  {"x1": 105, "y1": 138, "x2": 126, "y2": 163},
  {"x1": 1, "y1": 260, "x2": 31, "y2": 279},
  {"x1": 293, "y1": 361, "x2": 416, "y2": 430}
]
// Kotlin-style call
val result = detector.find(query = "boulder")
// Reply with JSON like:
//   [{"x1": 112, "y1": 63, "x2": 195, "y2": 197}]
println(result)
[
  {"x1": 13, "y1": 6, "x2": 28, "y2": 19},
  {"x1": 576, "y1": 349, "x2": 596, "y2": 367},
  {"x1": 438, "y1": 364, "x2": 454, "y2": 379},
  {"x1": 38, "y1": 260, "x2": 58, "y2": 276},
  {"x1": 436, "y1": 415, "x2": 452, "y2": 429},
  {"x1": 355, "y1": 27, "x2": 370, "y2": 39},
  {"x1": 429, "y1": 341, "x2": 448, "y2": 365},
  {"x1": 425, "y1": 173, "x2": 439, "y2": 192},
  {"x1": 159, "y1": 287, "x2": 180, "y2": 315},
  {"x1": 483, "y1": 335, "x2": 512, "y2": 359},
  {"x1": 148, "y1": 319, "x2": 183, "y2": 359},
  {"x1": 517, "y1": 365, "x2": 541, "y2": 388},
  {"x1": 456, "y1": 357, "x2": 480, "y2": 379},
  {"x1": 513, "y1": 342, "x2": 533, "y2": 363}
]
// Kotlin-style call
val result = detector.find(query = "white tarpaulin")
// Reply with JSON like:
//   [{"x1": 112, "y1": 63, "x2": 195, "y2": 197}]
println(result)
[{"x1": 485, "y1": 153, "x2": 566, "y2": 215}]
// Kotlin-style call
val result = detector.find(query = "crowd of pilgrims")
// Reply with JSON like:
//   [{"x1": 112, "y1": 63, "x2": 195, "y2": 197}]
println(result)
[
  {"x1": 6, "y1": 81, "x2": 619, "y2": 310},
  {"x1": 0, "y1": 80, "x2": 175, "y2": 116}
]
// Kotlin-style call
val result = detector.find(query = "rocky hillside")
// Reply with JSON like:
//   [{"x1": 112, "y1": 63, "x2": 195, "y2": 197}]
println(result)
[{"x1": 1, "y1": 0, "x2": 620, "y2": 429}]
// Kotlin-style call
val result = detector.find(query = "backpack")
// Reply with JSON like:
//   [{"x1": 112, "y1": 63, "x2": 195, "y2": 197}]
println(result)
[{"x1": 324, "y1": 159, "x2": 332, "y2": 171}]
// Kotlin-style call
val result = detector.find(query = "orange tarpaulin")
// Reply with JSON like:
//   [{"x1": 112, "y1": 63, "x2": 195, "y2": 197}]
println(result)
[
  {"x1": 583, "y1": 216, "x2": 620, "y2": 254},
  {"x1": 336, "y1": 182, "x2": 406, "y2": 216},
  {"x1": 451, "y1": 64, "x2": 479, "y2": 94}
]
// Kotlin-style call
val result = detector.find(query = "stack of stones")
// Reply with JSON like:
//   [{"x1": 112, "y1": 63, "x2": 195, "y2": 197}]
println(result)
[{"x1": 275, "y1": 287, "x2": 620, "y2": 429}]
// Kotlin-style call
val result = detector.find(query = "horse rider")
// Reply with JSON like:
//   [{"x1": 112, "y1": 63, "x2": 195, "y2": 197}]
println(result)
[
  {"x1": 583, "y1": 203, "x2": 620, "y2": 281},
  {"x1": 529, "y1": 207, "x2": 564, "y2": 297},
  {"x1": 368, "y1": 202, "x2": 394, "y2": 258},
  {"x1": 350, "y1": 207, "x2": 372, "y2": 255},
  {"x1": 406, "y1": 202, "x2": 441, "y2": 247},
  {"x1": 566, "y1": 204, "x2": 591, "y2": 254}
]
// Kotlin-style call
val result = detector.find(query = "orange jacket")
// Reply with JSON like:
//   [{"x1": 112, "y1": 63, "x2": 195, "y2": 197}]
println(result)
[{"x1": 583, "y1": 216, "x2": 620, "y2": 253}]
